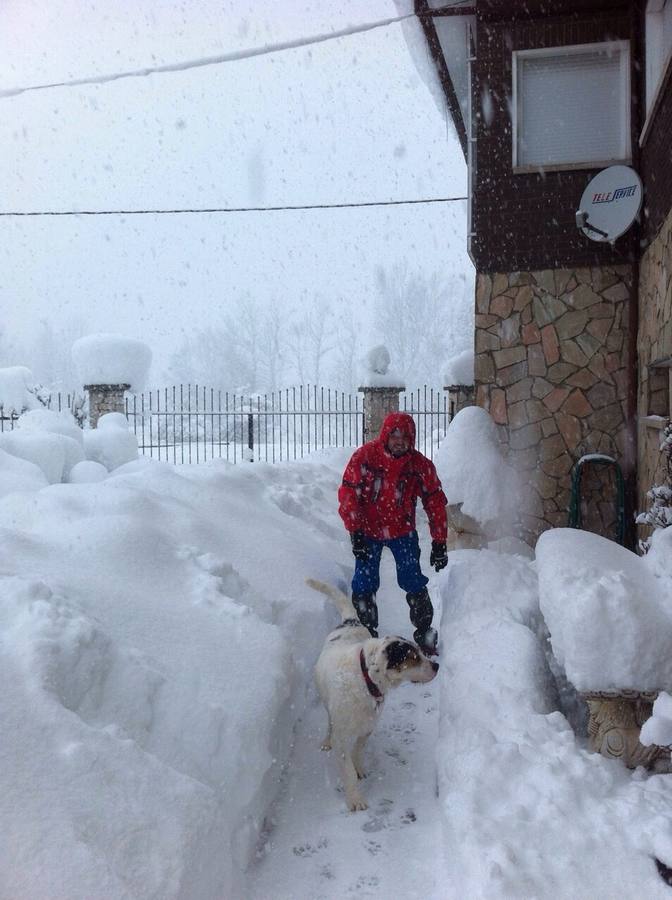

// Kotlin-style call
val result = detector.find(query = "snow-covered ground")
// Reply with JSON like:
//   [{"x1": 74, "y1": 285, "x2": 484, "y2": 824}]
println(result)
[{"x1": 2, "y1": 424, "x2": 672, "y2": 898}]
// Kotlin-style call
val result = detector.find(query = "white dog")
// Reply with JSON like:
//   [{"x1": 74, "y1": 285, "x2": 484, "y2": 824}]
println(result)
[{"x1": 306, "y1": 578, "x2": 439, "y2": 812}]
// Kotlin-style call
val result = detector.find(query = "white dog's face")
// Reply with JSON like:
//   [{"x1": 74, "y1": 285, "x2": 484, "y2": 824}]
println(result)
[{"x1": 377, "y1": 636, "x2": 439, "y2": 686}]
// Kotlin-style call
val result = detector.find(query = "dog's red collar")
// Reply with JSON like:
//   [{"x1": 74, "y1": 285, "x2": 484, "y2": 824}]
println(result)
[{"x1": 360, "y1": 648, "x2": 383, "y2": 702}]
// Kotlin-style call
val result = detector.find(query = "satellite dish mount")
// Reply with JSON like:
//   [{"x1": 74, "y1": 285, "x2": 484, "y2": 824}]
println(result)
[{"x1": 575, "y1": 165, "x2": 643, "y2": 244}]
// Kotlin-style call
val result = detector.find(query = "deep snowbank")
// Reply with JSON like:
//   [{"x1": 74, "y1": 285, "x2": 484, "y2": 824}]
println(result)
[
  {"x1": 436, "y1": 546, "x2": 672, "y2": 899},
  {"x1": 0, "y1": 451, "x2": 348, "y2": 899}
]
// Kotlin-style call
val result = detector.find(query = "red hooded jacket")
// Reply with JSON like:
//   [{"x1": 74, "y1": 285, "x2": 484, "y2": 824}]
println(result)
[{"x1": 338, "y1": 412, "x2": 448, "y2": 542}]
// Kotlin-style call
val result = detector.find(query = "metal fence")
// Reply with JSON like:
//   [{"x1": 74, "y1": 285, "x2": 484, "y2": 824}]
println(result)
[
  {"x1": 1, "y1": 385, "x2": 453, "y2": 464},
  {"x1": 123, "y1": 384, "x2": 451, "y2": 464},
  {"x1": 0, "y1": 392, "x2": 81, "y2": 433}
]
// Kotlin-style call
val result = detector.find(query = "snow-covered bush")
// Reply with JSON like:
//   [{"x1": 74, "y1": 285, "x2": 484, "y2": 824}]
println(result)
[
  {"x1": 71, "y1": 334, "x2": 152, "y2": 392},
  {"x1": 636, "y1": 421, "x2": 672, "y2": 553},
  {"x1": 0, "y1": 366, "x2": 50, "y2": 416}
]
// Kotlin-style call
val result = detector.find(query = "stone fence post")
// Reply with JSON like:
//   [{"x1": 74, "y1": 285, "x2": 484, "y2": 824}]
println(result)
[
  {"x1": 358, "y1": 385, "x2": 405, "y2": 442},
  {"x1": 445, "y1": 383, "x2": 475, "y2": 420},
  {"x1": 84, "y1": 383, "x2": 130, "y2": 428}
]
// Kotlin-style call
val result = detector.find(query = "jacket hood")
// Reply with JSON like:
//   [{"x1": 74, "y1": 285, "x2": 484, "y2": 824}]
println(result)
[{"x1": 378, "y1": 412, "x2": 416, "y2": 449}]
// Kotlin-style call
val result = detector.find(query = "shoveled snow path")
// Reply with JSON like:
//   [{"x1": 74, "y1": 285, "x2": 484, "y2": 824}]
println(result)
[{"x1": 247, "y1": 544, "x2": 450, "y2": 900}]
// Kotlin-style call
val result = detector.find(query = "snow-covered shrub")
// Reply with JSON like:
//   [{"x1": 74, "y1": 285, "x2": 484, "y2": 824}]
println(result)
[
  {"x1": 636, "y1": 421, "x2": 672, "y2": 553},
  {"x1": 0, "y1": 366, "x2": 50, "y2": 417}
]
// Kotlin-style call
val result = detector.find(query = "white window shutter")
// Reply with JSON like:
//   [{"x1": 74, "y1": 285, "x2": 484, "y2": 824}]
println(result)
[{"x1": 514, "y1": 43, "x2": 629, "y2": 169}]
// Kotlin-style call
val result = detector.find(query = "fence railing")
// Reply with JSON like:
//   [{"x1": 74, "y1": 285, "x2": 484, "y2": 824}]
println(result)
[
  {"x1": 124, "y1": 385, "x2": 365, "y2": 464},
  {"x1": 1, "y1": 385, "x2": 453, "y2": 465},
  {"x1": 124, "y1": 384, "x2": 452, "y2": 464},
  {"x1": 0, "y1": 392, "x2": 80, "y2": 432}
]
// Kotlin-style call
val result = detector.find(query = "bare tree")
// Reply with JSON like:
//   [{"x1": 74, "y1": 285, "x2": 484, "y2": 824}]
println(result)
[{"x1": 373, "y1": 263, "x2": 473, "y2": 385}]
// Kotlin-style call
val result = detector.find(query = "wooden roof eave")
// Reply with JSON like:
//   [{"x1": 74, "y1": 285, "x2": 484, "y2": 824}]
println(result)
[{"x1": 415, "y1": 0, "x2": 473, "y2": 161}]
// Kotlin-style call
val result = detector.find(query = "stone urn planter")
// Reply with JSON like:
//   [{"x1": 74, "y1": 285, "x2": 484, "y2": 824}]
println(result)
[{"x1": 581, "y1": 689, "x2": 671, "y2": 770}]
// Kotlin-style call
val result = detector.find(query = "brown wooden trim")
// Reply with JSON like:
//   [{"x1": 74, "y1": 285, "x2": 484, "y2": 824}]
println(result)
[{"x1": 415, "y1": 0, "x2": 469, "y2": 157}]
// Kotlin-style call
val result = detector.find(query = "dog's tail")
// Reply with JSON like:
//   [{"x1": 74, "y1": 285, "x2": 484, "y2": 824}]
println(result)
[{"x1": 306, "y1": 578, "x2": 355, "y2": 622}]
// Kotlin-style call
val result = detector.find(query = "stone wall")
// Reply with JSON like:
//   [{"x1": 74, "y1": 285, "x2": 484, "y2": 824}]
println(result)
[
  {"x1": 475, "y1": 265, "x2": 634, "y2": 544},
  {"x1": 638, "y1": 206, "x2": 672, "y2": 524}
]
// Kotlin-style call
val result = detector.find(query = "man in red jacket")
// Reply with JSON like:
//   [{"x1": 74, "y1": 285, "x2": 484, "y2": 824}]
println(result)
[{"x1": 338, "y1": 411, "x2": 448, "y2": 656}]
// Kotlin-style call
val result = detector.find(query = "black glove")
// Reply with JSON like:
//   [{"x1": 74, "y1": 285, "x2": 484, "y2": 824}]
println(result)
[
  {"x1": 430, "y1": 541, "x2": 448, "y2": 572},
  {"x1": 350, "y1": 531, "x2": 370, "y2": 562}
]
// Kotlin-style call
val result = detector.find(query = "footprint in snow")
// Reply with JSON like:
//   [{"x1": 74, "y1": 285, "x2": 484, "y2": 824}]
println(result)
[{"x1": 292, "y1": 837, "x2": 327, "y2": 857}]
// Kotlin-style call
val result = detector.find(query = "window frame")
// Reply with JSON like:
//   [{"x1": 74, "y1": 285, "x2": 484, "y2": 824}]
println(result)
[
  {"x1": 511, "y1": 40, "x2": 632, "y2": 173},
  {"x1": 640, "y1": 0, "x2": 672, "y2": 146}
]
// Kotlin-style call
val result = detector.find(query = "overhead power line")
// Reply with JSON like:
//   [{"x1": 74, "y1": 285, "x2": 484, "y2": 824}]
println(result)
[
  {"x1": 0, "y1": 196, "x2": 468, "y2": 218},
  {"x1": 0, "y1": 13, "x2": 415, "y2": 99}
]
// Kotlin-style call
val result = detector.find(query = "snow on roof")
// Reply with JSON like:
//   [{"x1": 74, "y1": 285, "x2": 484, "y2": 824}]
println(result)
[
  {"x1": 71, "y1": 334, "x2": 151, "y2": 392},
  {"x1": 537, "y1": 527, "x2": 672, "y2": 692}
]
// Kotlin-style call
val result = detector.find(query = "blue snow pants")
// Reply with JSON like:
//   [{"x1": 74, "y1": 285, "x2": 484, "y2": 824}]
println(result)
[{"x1": 351, "y1": 530, "x2": 429, "y2": 596}]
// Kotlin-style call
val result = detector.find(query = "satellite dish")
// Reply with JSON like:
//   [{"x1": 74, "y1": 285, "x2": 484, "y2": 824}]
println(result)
[{"x1": 575, "y1": 165, "x2": 643, "y2": 243}]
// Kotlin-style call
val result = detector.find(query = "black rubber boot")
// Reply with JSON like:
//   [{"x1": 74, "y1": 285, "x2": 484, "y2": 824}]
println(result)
[
  {"x1": 352, "y1": 593, "x2": 378, "y2": 637},
  {"x1": 406, "y1": 588, "x2": 438, "y2": 655}
]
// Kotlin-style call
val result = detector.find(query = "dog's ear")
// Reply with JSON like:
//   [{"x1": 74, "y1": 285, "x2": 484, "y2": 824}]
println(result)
[{"x1": 385, "y1": 639, "x2": 416, "y2": 669}]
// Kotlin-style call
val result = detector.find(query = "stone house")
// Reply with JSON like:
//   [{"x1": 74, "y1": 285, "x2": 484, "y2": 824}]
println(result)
[{"x1": 412, "y1": 0, "x2": 672, "y2": 548}]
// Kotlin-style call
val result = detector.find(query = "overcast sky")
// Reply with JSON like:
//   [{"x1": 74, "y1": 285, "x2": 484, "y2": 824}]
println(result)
[{"x1": 0, "y1": 0, "x2": 471, "y2": 383}]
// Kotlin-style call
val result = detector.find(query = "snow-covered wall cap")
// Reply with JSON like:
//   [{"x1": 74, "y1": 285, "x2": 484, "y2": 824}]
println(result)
[
  {"x1": 444, "y1": 349, "x2": 474, "y2": 387},
  {"x1": 0, "y1": 366, "x2": 43, "y2": 414},
  {"x1": 536, "y1": 528, "x2": 672, "y2": 693},
  {"x1": 358, "y1": 344, "x2": 405, "y2": 388},
  {"x1": 71, "y1": 334, "x2": 151, "y2": 393},
  {"x1": 434, "y1": 405, "x2": 520, "y2": 527}
]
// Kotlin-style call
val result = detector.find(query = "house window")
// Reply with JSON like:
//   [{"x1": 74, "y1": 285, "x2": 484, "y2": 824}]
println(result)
[
  {"x1": 645, "y1": 0, "x2": 672, "y2": 114},
  {"x1": 512, "y1": 42, "x2": 631, "y2": 171}
]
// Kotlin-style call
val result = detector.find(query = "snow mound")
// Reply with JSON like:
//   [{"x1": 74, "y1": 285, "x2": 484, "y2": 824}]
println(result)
[
  {"x1": 536, "y1": 528, "x2": 672, "y2": 692},
  {"x1": 72, "y1": 334, "x2": 151, "y2": 392},
  {"x1": 0, "y1": 447, "x2": 48, "y2": 497},
  {"x1": 444, "y1": 348, "x2": 474, "y2": 386},
  {"x1": 17, "y1": 407, "x2": 84, "y2": 446},
  {"x1": 83, "y1": 413, "x2": 139, "y2": 471},
  {"x1": 0, "y1": 431, "x2": 84, "y2": 483},
  {"x1": 641, "y1": 692, "x2": 672, "y2": 747},
  {"x1": 435, "y1": 405, "x2": 520, "y2": 531},
  {"x1": 68, "y1": 460, "x2": 108, "y2": 483}
]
